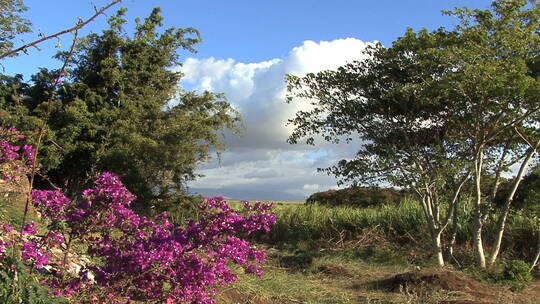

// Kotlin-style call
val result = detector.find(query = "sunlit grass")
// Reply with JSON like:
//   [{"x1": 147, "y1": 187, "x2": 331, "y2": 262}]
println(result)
[
  {"x1": 0, "y1": 193, "x2": 39, "y2": 229},
  {"x1": 264, "y1": 198, "x2": 427, "y2": 247}
]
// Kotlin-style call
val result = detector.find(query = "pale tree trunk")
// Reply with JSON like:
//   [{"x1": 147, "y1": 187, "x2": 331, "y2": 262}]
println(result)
[
  {"x1": 444, "y1": 175, "x2": 470, "y2": 266},
  {"x1": 483, "y1": 143, "x2": 510, "y2": 224},
  {"x1": 435, "y1": 230, "x2": 445, "y2": 267},
  {"x1": 472, "y1": 146, "x2": 487, "y2": 268},
  {"x1": 489, "y1": 139, "x2": 540, "y2": 265},
  {"x1": 419, "y1": 175, "x2": 469, "y2": 267},
  {"x1": 418, "y1": 191, "x2": 446, "y2": 267},
  {"x1": 530, "y1": 222, "x2": 540, "y2": 272},
  {"x1": 445, "y1": 205, "x2": 460, "y2": 266}
]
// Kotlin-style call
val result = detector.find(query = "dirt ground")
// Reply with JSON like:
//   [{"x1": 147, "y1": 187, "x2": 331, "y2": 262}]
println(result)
[
  {"x1": 218, "y1": 269, "x2": 540, "y2": 304},
  {"x1": 381, "y1": 270, "x2": 540, "y2": 304},
  {"x1": 217, "y1": 288, "x2": 276, "y2": 304}
]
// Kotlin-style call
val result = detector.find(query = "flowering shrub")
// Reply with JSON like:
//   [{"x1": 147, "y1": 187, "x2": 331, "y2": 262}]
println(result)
[
  {"x1": 0, "y1": 126, "x2": 35, "y2": 181},
  {"x1": 0, "y1": 127, "x2": 276, "y2": 304},
  {"x1": 0, "y1": 223, "x2": 14, "y2": 259}
]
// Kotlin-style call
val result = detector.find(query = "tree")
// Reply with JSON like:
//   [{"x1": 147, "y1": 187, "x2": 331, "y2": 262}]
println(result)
[
  {"x1": 440, "y1": 0, "x2": 540, "y2": 267},
  {"x1": 1, "y1": 8, "x2": 242, "y2": 211},
  {"x1": 287, "y1": 0, "x2": 540, "y2": 267},
  {"x1": 0, "y1": 0, "x2": 32, "y2": 57},
  {"x1": 287, "y1": 28, "x2": 470, "y2": 267}
]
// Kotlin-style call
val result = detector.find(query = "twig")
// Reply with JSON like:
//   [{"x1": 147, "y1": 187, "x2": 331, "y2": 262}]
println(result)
[
  {"x1": 21, "y1": 31, "x2": 79, "y2": 230},
  {"x1": 0, "y1": 0, "x2": 122, "y2": 60},
  {"x1": 514, "y1": 126, "x2": 533, "y2": 147}
]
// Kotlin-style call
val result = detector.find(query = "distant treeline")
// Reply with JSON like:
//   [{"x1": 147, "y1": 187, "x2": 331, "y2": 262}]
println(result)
[
  {"x1": 308, "y1": 165, "x2": 540, "y2": 210},
  {"x1": 306, "y1": 186, "x2": 409, "y2": 208}
]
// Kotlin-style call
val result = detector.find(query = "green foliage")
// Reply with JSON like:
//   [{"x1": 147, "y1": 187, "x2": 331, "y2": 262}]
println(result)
[
  {"x1": 0, "y1": 252, "x2": 66, "y2": 304},
  {"x1": 1, "y1": 7, "x2": 242, "y2": 211},
  {"x1": 0, "y1": 195, "x2": 25, "y2": 228},
  {"x1": 263, "y1": 199, "x2": 426, "y2": 248},
  {"x1": 306, "y1": 186, "x2": 408, "y2": 208},
  {"x1": 495, "y1": 163, "x2": 540, "y2": 210},
  {"x1": 287, "y1": 0, "x2": 540, "y2": 267},
  {"x1": 0, "y1": 0, "x2": 32, "y2": 57},
  {"x1": 260, "y1": 198, "x2": 539, "y2": 267},
  {"x1": 159, "y1": 194, "x2": 204, "y2": 224},
  {"x1": 503, "y1": 260, "x2": 533, "y2": 282},
  {"x1": 287, "y1": 0, "x2": 540, "y2": 198},
  {"x1": 286, "y1": 26, "x2": 468, "y2": 189}
]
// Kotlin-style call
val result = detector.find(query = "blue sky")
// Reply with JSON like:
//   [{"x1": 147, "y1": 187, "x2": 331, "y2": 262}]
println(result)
[
  {"x1": 3, "y1": 0, "x2": 492, "y2": 77},
  {"x1": 4, "y1": 0, "x2": 494, "y2": 201}
]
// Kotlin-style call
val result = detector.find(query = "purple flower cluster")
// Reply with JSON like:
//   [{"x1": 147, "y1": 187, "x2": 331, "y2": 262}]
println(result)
[
  {"x1": 32, "y1": 189, "x2": 75, "y2": 221},
  {"x1": 0, "y1": 127, "x2": 277, "y2": 304},
  {"x1": 16, "y1": 221, "x2": 65, "y2": 270},
  {"x1": 0, "y1": 223, "x2": 14, "y2": 259},
  {"x1": 27, "y1": 173, "x2": 276, "y2": 303},
  {"x1": 21, "y1": 240, "x2": 49, "y2": 268},
  {"x1": 0, "y1": 126, "x2": 36, "y2": 181},
  {"x1": 21, "y1": 221, "x2": 38, "y2": 235}
]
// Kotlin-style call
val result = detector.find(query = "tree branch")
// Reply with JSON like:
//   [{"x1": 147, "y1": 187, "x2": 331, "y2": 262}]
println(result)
[
  {"x1": 21, "y1": 30, "x2": 79, "y2": 230},
  {"x1": 0, "y1": 0, "x2": 122, "y2": 60}
]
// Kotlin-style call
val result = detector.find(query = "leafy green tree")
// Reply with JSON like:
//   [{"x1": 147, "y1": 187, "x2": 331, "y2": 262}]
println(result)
[
  {"x1": 441, "y1": 0, "x2": 540, "y2": 267},
  {"x1": 0, "y1": 0, "x2": 32, "y2": 58},
  {"x1": 287, "y1": 0, "x2": 540, "y2": 267},
  {"x1": 1, "y1": 8, "x2": 242, "y2": 211},
  {"x1": 287, "y1": 28, "x2": 471, "y2": 267}
]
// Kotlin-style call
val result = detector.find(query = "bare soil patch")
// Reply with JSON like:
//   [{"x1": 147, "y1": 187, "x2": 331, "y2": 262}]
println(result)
[
  {"x1": 385, "y1": 270, "x2": 491, "y2": 297},
  {"x1": 217, "y1": 288, "x2": 276, "y2": 304},
  {"x1": 379, "y1": 269, "x2": 540, "y2": 304},
  {"x1": 316, "y1": 264, "x2": 353, "y2": 277}
]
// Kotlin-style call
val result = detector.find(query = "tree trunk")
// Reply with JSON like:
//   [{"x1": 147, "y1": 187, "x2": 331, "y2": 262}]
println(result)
[
  {"x1": 418, "y1": 190, "x2": 445, "y2": 267},
  {"x1": 483, "y1": 143, "x2": 510, "y2": 223},
  {"x1": 445, "y1": 205, "x2": 460, "y2": 266},
  {"x1": 473, "y1": 147, "x2": 486, "y2": 268},
  {"x1": 434, "y1": 230, "x2": 445, "y2": 267},
  {"x1": 489, "y1": 139, "x2": 540, "y2": 265},
  {"x1": 473, "y1": 215, "x2": 486, "y2": 268},
  {"x1": 444, "y1": 176, "x2": 470, "y2": 267},
  {"x1": 531, "y1": 224, "x2": 540, "y2": 272}
]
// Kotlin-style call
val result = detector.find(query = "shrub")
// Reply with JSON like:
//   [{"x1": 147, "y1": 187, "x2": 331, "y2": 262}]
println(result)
[
  {"x1": 503, "y1": 260, "x2": 532, "y2": 282},
  {"x1": 0, "y1": 126, "x2": 276, "y2": 304},
  {"x1": 0, "y1": 252, "x2": 67, "y2": 304},
  {"x1": 306, "y1": 186, "x2": 408, "y2": 208}
]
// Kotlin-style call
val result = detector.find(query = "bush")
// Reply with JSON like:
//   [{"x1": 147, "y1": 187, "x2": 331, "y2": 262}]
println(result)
[
  {"x1": 306, "y1": 186, "x2": 408, "y2": 208},
  {"x1": 0, "y1": 253, "x2": 67, "y2": 304},
  {"x1": 154, "y1": 194, "x2": 205, "y2": 224},
  {"x1": 0, "y1": 126, "x2": 277, "y2": 304},
  {"x1": 503, "y1": 260, "x2": 532, "y2": 282}
]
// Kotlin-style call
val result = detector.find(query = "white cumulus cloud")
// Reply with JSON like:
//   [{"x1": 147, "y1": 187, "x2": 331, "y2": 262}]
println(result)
[{"x1": 182, "y1": 38, "x2": 375, "y2": 201}]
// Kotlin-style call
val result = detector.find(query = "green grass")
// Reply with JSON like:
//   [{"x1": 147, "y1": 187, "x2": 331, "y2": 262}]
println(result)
[
  {"x1": 263, "y1": 198, "x2": 427, "y2": 248},
  {"x1": 0, "y1": 194, "x2": 38, "y2": 229},
  {"x1": 229, "y1": 246, "x2": 485, "y2": 304},
  {"x1": 233, "y1": 267, "x2": 356, "y2": 304},
  {"x1": 224, "y1": 196, "x2": 525, "y2": 258},
  {"x1": 2, "y1": 191, "x2": 538, "y2": 303},
  {"x1": 231, "y1": 247, "x2": 412, "y2": 304}
]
